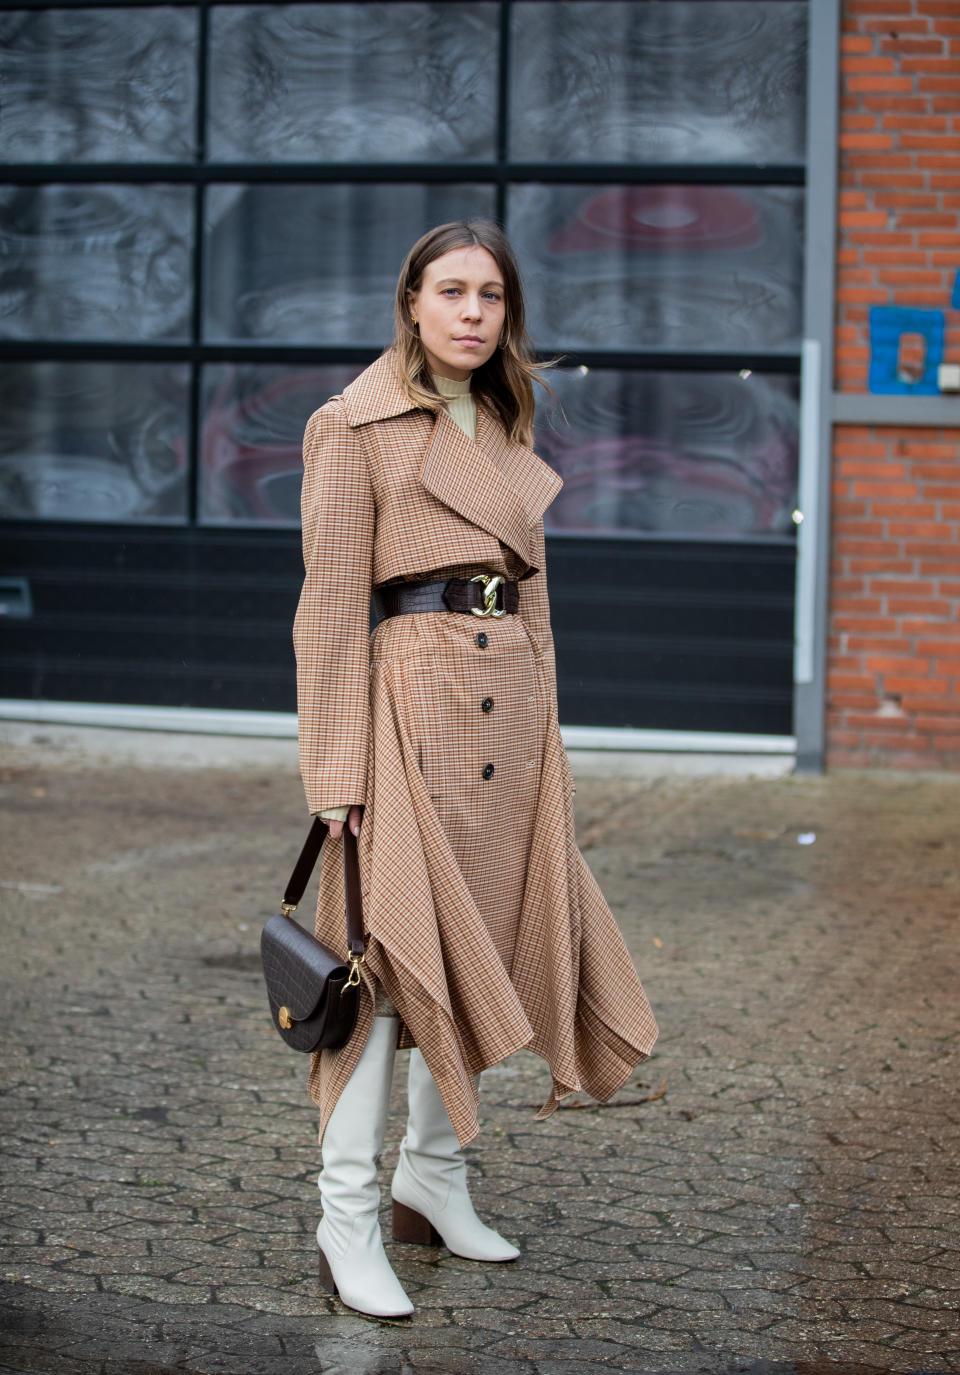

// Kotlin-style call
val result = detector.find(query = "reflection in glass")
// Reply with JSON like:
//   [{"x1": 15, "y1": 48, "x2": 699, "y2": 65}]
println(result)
[
  {"x1": 535, "y1": 368, "x2": 798, "y2": 538},
  {"x1": 204, "y1": 184, "x2": 497, "y2": 344},
  {"x1": 201, "y1": 364, "x2": 361, "y2": 526},
  {"x1": 0, "y1": 8, "x2": 197, "y2": 163},
  {"x1": 510, "y1": 184, "x2": 803, "y2": 354},
  {"x1": 0, "y1": 185, "x2": 194, "y2": 342},
  {"x1": 209, "y1": 3, "x2": 497, "y2": 162},
  {"x1": 0, "y1": 363, "x2": 189, "y2": 523},
  {"x1": 510, "y1": 1, "x2": 806, "y2": 164}
]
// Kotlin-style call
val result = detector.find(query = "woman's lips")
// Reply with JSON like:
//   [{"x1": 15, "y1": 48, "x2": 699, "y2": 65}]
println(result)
[{"x1": 455, "y1": 336, "x2": 484, "y2": 347}]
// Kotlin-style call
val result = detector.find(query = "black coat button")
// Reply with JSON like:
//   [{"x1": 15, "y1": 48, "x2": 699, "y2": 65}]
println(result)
[
  {"x1": 481, "y1": 697, "x2": 494, "y2": 713},
  {"x1": 476, "y1": 632, "x2": 488, "y2": 648},
  {"x1": 482, "y1": 763, "x2": 495, "y2": 780}
]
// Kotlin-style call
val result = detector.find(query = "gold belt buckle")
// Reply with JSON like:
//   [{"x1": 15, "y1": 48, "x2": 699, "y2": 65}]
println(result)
[{"x1": 470, "y1": 574, "x2": 506, "y2": 618}]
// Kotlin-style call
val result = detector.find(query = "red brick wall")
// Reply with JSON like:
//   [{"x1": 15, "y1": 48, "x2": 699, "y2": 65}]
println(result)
[
  {"x1": 829, "y1": 427, "x2": 960, "y2": 767},
  {"x1": 827, "y1": 0, "x2": 960, "y2": 769}
]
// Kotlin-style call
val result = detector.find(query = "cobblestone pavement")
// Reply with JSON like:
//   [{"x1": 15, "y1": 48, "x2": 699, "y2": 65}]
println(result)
[{"x1": 1, "y1": 724, "x2": 958, "y2": 1375}]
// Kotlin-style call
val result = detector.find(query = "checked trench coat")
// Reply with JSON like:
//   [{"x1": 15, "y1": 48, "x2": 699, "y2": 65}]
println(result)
[{"x1": 294, "y1": 351, "x2": 658, "y2": 1147}]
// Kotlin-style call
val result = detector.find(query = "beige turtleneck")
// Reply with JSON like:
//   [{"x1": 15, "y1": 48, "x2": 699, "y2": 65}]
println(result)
[
  {"x1": 432, "y1": 371, "x2": 477, "y2": 441},
  {"x1": 317, "y1": 373, "x2": 477, "y2": 823}
]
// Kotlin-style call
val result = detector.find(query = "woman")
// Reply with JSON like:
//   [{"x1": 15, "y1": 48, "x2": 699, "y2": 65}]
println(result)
[{"x1": 294, "y1": 220, "x2": 658, "y2": 1319}]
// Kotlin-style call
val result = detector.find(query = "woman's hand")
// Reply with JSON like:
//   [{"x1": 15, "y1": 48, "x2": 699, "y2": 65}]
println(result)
[{"x1": 325, "y1": 805, "x2": 363, "y2": 840}]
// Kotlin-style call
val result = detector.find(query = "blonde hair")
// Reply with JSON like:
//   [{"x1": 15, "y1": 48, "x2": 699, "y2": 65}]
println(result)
[{"x1": 391, "y1": 220, "x2": 551, "y2": 447}]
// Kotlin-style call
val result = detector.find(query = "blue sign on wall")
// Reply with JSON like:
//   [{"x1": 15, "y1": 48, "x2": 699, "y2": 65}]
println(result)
[{"x1": 868, "y1": 305, "x2": 944, "y2": 396}]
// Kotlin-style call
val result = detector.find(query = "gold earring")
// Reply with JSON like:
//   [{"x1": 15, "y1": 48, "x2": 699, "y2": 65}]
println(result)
[{"x1": 411, "y1": 315, "x2": 418, "y2": 326}]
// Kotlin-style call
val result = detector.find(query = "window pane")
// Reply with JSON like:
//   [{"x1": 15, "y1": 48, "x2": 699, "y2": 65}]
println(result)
[
  {"x1": 0, "y1": 8, "x2": 197, "y2": 163},
  {"x1": 0, "y1": 362, "x2": 189, "y2": 523},
  {"x1": 510, "y1": 0, "x2": 806, "y2": 165},
  {"x1": 209, "y1": 3, "x2": 498, "y2": 163},
  {"x1": 0, "y1": 185, "x2": 194, "y2": 342},
  {"x1": 536, "y1": 368, "x2": 798, "y2": 539},
  {"x1": 200, "y1": 364, "x2": 359, "y2": 526},
  {"x1": 510, "y1": 184, "x2": 803, "y2": 354},
  {"x1": 204, "y1": 184, "x2": 497, "y2": 345}
]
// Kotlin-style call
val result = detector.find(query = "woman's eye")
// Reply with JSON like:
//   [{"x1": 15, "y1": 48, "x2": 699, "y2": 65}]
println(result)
[
  {"x1": 483, "y1": 292, "x2": 502, "y2": 303},
  {"x1": 441, "y1": 288, "x2": 460, "y2": 297}
]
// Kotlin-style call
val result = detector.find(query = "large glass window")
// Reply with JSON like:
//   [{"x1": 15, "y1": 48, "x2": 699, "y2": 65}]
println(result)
[
  {"x1": 0, "y1": 0, "x2": 806, "y2": 537},
  {"x1": 509, "y1": 1, "x2": 807, "y2": 165},
  {"x1": 0, "y1": 185, "x2": 194, "y2": 342},
  {"x1": 0, "y1": 8, "x2": 198, "y2": 163},
  {"x1": 536, "y1": 368, "x2": 799, "y2": 538},
  {"x1": 0, "y1": 362, "x2": 189, "y2": 523},
  {"x1": 208, "y1": 3, "x2": 499, "y2": 163},
  {"x1": 510, "y1": 185, "x2": 803, "y2": 354},
  {"x1": 200, "y1": 364, "x2": 357, "y2": 525}
]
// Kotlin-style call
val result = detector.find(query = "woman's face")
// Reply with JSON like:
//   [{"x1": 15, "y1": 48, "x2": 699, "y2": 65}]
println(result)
[{"x1": 407, "y1": 245, "x2": 507, "y2": 382}]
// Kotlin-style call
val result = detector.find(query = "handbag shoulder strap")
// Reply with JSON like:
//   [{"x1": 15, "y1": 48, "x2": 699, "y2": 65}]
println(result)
[{"x1": 282, "y1": 817, "x2": 365, "y2": 958}]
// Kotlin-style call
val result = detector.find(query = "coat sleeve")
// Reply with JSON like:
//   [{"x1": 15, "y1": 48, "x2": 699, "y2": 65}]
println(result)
[
  {"x1": 293, "y1": 399, "x2": 375, "y2": 815},
  {"x1": 518, "y1": 521, "x2": 558, "y2": 704}
]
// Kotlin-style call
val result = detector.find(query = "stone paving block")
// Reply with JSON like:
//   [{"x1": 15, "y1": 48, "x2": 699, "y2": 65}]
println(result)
[
  {"x1": 0, "y1": 1354, "x2": 81, "y2": 1375},
  {"x1": 536, "y1": 1356, "x2": 695, "y2": 1375},
  {"x1": 487, "y1": 1334, "x2": 639, "y2": 1364},
  {"x1": 393, "y1": 1347, "x2": 534, "y2": 1375}
]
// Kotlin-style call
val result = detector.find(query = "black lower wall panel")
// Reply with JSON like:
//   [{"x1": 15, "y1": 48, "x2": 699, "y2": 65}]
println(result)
[
  {"x1": 0, "y1": 523, "x2": 795, "y2": 734},
  {"x1": 0, "y1": 523, "x2": 304, "y2": 713},
  {"x1": 547, "y1": 538, "x2": 796, "y2": 735}
]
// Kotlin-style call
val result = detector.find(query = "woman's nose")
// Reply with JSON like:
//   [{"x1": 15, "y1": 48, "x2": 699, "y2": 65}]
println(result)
[{"x1": 461, "y1": 295, "x2": 482, "y2": 319}]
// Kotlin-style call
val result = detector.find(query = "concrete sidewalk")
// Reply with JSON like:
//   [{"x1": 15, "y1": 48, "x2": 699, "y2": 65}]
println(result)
[{"x1": 1, "y1": 724, "x2": 958, "y2": 1375}]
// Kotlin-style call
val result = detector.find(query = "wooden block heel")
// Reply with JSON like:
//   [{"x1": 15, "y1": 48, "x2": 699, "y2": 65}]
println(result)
[
  {"x1": 392, "y1": 1198, "x2": 443, "y2": 1246},
  {"x1": 317, "y1": 1246, "x2": 338, "y2": 1295}
]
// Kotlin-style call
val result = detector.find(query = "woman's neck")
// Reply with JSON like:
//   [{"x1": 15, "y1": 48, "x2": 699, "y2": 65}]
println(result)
[{"x1": 432, "y1": 372, "x2": 473, "y2": 395}]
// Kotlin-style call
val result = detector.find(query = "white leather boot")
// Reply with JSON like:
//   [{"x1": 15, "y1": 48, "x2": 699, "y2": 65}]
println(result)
[
  {"x1": 391, "y1": 1049, "x2": 519, "y2": 1263},
  {"x1": 317, "y1": 1016, "x2": 414, "y2": 1317}
]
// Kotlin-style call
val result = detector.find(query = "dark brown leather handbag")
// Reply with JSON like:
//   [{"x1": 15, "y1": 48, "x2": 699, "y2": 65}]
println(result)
[{"x1": 260, "y1": 818, "x2": 364, "y2": 1053}]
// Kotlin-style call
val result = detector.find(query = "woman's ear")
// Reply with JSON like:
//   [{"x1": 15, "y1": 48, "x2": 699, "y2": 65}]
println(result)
[{"x1": 406, "y1": 289, "x2": 418, "y2": 324}]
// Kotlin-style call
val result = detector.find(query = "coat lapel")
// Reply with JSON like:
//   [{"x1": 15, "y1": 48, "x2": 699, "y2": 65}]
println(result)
[
  {"x1": 342, "y1": 351, "x2": 564, "y2": 573},
  {"x1": 419, "y1": 407, "x2": 562, "y2": 573}
]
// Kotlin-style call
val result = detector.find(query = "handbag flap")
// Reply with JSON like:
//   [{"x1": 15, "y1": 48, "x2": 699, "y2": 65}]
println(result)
[{"x1": 260, "y1": 912, "x2": 350, "y2": 1022}]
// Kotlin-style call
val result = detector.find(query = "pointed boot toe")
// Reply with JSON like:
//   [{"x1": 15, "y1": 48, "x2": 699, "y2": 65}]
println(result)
[
  {"x1": 391, "y1": 1179, "x2": 519, "y2": 1262},
  {"x1": 317, "y1": 1218, "x2": 414, "y2": 1318}
]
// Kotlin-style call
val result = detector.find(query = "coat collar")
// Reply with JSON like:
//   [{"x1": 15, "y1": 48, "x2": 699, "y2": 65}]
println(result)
[
  {"x1": 342, "y1": 353, "x2": 563, "y2": 572},
  {"x1": 341, "y1": 351, "x2": 418, "y2": 428}
]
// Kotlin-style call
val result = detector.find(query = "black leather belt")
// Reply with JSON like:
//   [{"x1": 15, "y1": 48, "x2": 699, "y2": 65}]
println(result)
[{"x1": 372, "y1": 574, "x2": 519, "y2": 626}]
